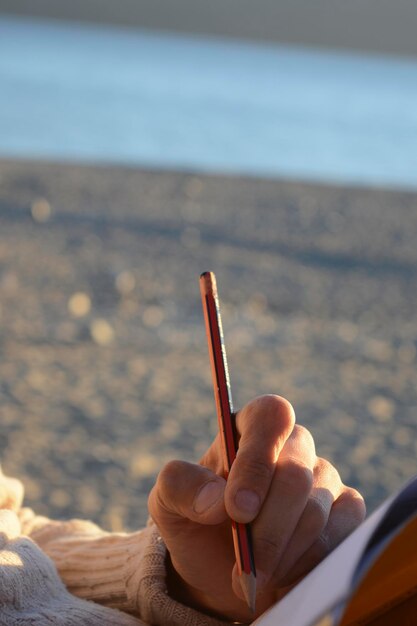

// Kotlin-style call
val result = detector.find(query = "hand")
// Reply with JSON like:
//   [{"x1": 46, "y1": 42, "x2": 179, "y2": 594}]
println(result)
[{"x1": 148, "y1": 395, "x2": 365, "y2": 622}]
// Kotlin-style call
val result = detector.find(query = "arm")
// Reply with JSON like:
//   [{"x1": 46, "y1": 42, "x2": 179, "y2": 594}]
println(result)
[
  {"x1": 19, "y1": 510, "x2": 228, "y2": 625},
  {"x1": 0, "y1": 465, "x2": 228, "y2": 625}
]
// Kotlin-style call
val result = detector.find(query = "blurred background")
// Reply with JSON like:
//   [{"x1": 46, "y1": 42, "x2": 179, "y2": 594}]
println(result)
[{"x1": 0, "y1": 2, "x2": 417, "y2": 530}]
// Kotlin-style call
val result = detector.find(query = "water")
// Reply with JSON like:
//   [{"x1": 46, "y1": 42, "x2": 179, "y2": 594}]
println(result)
[{"x1": 1, "y1": 16, "x2": 417, "y2": 189}]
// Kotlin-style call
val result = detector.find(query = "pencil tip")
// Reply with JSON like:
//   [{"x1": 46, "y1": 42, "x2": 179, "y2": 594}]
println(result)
[{"x1": 239, "y1": 571, "x2": 257, "y2": 614}]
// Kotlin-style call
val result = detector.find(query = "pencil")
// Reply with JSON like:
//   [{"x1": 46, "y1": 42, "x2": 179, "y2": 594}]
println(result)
[{"x1": 199, "y1": 271, "x2": 257, "y2": 613}]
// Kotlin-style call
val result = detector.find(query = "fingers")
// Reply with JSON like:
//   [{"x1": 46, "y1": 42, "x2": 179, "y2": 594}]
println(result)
[
  {"x1": 148, "y1": 460, "x2": 228, "y2": 528},
  {"x1": 225, "y1": 395, "x2": 295, "y2": 523},
  {"x1": 245, "y1": 425, "x2": 317, "y2": 591},
  {"x1": 271, "y1": 458, "x2": 344, "y2": 583},
  {"x1": 279, "y1": 486, "x2": 366, "y2": 587}
]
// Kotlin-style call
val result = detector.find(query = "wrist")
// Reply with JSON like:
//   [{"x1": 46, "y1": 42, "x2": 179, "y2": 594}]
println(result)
[
  {"x1": 165, "y1": 553, "x2": 252, "y2": 624},
  {"x1": 165, "y1": 553, "x2": 218, "y2": 616}
]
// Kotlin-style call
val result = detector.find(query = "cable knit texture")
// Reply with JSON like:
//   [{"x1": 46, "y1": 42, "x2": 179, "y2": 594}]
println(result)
[
  {"x1": 0, "y1": 509, "x2": 141, "y2": 626},
  {"x1": 0, "y1": 466, "x2": 231, "y2": 626}
]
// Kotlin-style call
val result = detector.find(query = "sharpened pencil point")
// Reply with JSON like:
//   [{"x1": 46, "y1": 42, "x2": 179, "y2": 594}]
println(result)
[{"x1": 239, "y1": 571, "x2": 257, "y2": 614}]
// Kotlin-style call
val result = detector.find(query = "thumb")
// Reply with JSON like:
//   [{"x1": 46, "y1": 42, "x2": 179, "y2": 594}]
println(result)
[{"x1": 148, "y1": 460, "x2": 228, "y2": 527}]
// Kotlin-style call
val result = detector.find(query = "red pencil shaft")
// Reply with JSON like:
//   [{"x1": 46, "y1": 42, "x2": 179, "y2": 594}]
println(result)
[
  {"x1": 200, "y1": 272, "x2": 255, "y2": 576},
  {"x1": 202, "y1": 287, "x2": 236, "y2": 471}
]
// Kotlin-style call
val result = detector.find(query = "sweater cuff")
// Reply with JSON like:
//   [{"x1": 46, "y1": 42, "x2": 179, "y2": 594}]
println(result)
[
  {"x1": 126, "y1": 523, "x2": 232, "y2": 626},
  {"x1": 24, "y1": 508, "x2": 232, "y2": 626},
  {"x1": 25, "y1": 512, "x2": 145, "y2": 613}
]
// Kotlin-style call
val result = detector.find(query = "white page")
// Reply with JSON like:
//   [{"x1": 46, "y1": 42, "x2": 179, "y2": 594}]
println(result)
[{"x1": 252, "y1": 497, "x2": 394, "y2": 626}]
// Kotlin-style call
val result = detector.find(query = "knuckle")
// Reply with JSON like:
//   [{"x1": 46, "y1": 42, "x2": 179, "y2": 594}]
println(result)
[
  {"x1": 315, "y1": 456, "x2": 333, "y2": 471},
  {"x1": 314, "y1": 457, "x2": 341, "y2": 485},
  {"x1": 340, "y1": 487, "x2": 367, "y2": 522},
  {"x1": 239, "y1": 455, "x2": 274, "y2": 485},
  {"x1": 253, "y1": 395, "x2": 296, "y2": 434},
  {"x1": 156, "y1": 459, "x2": 186, "y2": 496},
  {"x1": 158, "y1": 458, "x2": 183, "y2": 480},
  {"x1": 292, "y1": 424, "x2": 315, "y2": 453},
  {"x1": 269, "y1": 395, "x2": 296, "y2": 430},
  {"x1": 306, "y1": 496, "x2": 330, "y2": 533},
  {"x1": 278, "y1": 459, "x2": 313, "y2": 495}
]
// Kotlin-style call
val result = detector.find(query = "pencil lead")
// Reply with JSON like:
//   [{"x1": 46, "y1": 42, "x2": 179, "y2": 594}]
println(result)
[{"x1": 239, "y1": 571, "x2": 257, "y2": 614}]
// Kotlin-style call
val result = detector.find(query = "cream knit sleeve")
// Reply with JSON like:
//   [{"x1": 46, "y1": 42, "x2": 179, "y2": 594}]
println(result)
[
  {"x1": 0, "y1": 508, "x2": 142, "y2": 625},
  {"x1": 19, "y1": 509, "x2": 231, "y2": 626}
]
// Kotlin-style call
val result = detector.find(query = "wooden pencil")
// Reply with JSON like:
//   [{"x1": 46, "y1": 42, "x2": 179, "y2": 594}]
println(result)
[{"x1": 199, "y1": 271, "x2": 257, "y2": 613}]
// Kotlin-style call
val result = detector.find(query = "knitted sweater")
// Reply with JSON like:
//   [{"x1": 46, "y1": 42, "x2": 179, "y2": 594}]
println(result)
[{"x1": 0, "y1": 467, "x2": 230, "y2": 626}]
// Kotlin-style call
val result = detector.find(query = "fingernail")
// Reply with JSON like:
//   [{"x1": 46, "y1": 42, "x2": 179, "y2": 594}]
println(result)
[
  {"x1": 234, "y1": 489, "x2": 260, "y2": 517},
  {"x1": 193, "y1": 480, "x2": 223, "y2": 514}
]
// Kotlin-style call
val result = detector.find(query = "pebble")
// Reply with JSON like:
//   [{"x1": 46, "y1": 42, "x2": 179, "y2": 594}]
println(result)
[
  {"x1": 31, "y1": 198, "x2": 52, "y2": 222},
  {"x1": 130, "y1": 453, "x2": 160, "y2": 478},
  {"x1": 90, "y1": 319, "x2": 115, "y2": 345},
  {"x1": 115, "y1": 270, "x2": 136, "y2": 295},
  {"x1": 367, "y1": 396, "x2": 396, "y2": 422},
  {"x1": 142, "y1": 306, "x2": 164, "y2": 328},
  {"x1": 68, "y1": 292, "x2": 92, "y2": 317},
  {"x1": 397, "y1": 343, "x2": 416, "y2": 364},
  {"x1": 49, "y1": 488, "x2": 72, "y2": 508}
]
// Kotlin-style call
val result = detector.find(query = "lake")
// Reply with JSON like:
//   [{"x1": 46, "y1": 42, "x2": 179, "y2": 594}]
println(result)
[{"x1": 1, "y1": 16, "x2": 416, "y2": 189}]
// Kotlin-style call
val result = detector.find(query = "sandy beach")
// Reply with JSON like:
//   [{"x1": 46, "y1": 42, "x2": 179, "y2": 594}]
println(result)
[{"x1": 1, "y1": 158, "x2": 417, "y2": 529}]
